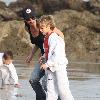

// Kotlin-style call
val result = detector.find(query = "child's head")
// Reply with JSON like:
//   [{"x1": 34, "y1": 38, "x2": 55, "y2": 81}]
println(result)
[
  {"x1": 2, "y1": 51, "x2": 13, "y2": 65},
  {"x1": 38, "y1": 15, "x2": 55, "y2": 35}
]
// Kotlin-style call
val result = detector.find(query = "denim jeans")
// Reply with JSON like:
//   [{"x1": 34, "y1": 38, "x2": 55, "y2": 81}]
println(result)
[{"x1": 29, "y1": 63, "x2": 46, "y2": 100}]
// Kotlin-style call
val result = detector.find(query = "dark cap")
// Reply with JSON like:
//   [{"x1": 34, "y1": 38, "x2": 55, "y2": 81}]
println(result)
[{"x1": 22, "y1": 6, "x2": 36, "y2": 21}]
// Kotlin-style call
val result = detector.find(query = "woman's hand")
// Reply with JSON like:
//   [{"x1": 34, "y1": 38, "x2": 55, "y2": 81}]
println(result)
[
  {"x1": 38, "y1": 56, "x2": 43, "y2": 64},
  {"x1": 53, "y1": 27, "x2": 64, "y2": 39},
  {"x1": 41, "y1": 64, "x2": 47, "y2": 70},
  {"x1": 26, "y1": 54, "x2": 33, "y2": 63},
  {"x1": 38, "y1": 55, "x2": 46, "y2": 64}
]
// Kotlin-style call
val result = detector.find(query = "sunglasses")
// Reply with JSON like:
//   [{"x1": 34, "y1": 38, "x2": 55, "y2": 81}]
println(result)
[{"x1": 25, "y1": 17, "x2": 36, "y2": 21}]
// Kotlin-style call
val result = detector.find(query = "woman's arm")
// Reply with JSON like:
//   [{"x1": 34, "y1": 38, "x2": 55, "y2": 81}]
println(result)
[
  {"x1": 26, "y1": 45, "x2": 39, "y2": 63},
  {"x1": 53, "y1": 27, "x2": 64, "y2": 39}
]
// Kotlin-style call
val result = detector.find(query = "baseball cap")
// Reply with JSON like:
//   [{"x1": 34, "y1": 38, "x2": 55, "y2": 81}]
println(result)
[{"x1": 22, "y1": 6, "x2": 36, "y2": 21}]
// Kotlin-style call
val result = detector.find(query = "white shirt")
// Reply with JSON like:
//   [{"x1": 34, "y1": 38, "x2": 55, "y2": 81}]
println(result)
[
  {"x1": 0, "y1": 53, "x2": 4, "y2": 66},
  {"x1": 0, "y1": 53, "x2": 18, "y2": 84},
  {"x1": 45, "y1": 32, "x2": 68, "y2": 72}
]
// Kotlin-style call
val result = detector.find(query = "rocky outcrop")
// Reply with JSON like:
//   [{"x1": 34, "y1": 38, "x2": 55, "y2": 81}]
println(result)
[
  {"x1": 0, "y1": 21, "x2": 32, "y2": 56},
  {"x1": 54, "y1": 10, "x2": 100, "y2": 62},
  {"x1": 8, "y1": 0, "x2": 100, "y2": 16},
  {"x1": 0, "y1": 1, "x2": 7, "y2": 8},
  {"x1": 0, "y1": 1, "x2": 20, "y2": 22},
  {"x1": 0, "y1": 0, "x2": 99, "y2": 21},
  {"x1": 0, "y1": 8, "x2": 18, "y2": 21},
  {"x1": 0, "y1": 0, "x2": 99, "y2": 62}
]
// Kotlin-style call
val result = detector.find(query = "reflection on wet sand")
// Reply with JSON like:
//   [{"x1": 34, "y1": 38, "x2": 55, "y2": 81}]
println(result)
[
  {"x1": 0, "y1": 80, "x2": 36, "y2": 100},
  {"x1": 0, "y1": 58, "x2": 100, "y2": 100},
  {"x1": 0, "y1": 85, "x2": 18, "y2": 100},
  {"x1": 68, "y1": 62, "x2": 100, "y2": 80}
]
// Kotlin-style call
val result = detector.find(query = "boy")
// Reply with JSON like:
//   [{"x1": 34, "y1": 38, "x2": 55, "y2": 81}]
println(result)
[
  {"x1": 0, "y1": 51, "x2": 20, "y2": 88},
  {"x1": 39, "y1": 15, "x2": 74, "y2": 100}
]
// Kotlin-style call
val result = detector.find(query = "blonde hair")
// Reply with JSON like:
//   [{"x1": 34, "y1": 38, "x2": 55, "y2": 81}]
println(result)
[{"x1": 38, "y1": 15, "x2": 55, "y2": 30}]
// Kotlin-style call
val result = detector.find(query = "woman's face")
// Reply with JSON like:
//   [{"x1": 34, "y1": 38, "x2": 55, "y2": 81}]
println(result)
[{"x1": 26, "y1": 18, "x2": 36, "y2": 26}]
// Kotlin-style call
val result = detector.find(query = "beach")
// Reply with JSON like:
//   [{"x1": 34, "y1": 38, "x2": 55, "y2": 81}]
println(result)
[{"x1": 0, "y1": 58, "x2": 100, "y2": 100}]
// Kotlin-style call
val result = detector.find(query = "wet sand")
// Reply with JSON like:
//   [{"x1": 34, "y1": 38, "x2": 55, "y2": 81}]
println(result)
[{"x1": 0, "y1": 59, "x2": 100, "y2": 100}]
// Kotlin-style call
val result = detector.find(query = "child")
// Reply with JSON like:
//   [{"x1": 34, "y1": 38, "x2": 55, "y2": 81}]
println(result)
[
  {"x1": 39, "y1": 15, "x2": 74, "y2": 100},
  {"x1": 0, "y1": 51, "x2": 20, "y2": 88}
]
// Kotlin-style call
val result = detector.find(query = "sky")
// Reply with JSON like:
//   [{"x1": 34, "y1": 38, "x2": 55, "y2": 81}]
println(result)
[{"x1": 0, "y1": 0, "x2": 17, "y2": 6}]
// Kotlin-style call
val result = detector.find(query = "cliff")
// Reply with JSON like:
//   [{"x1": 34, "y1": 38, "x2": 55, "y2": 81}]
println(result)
[{"x1": 0, "y1": 0, "x2": 99, "y2": 62}]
